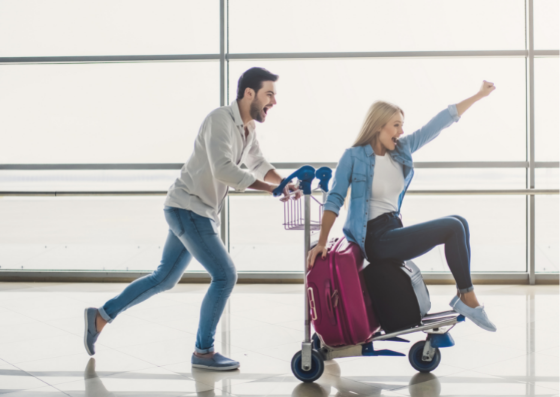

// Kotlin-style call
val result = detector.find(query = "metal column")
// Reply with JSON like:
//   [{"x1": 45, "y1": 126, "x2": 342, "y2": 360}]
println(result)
[
  {"x1": 219, "y1": 0, "x2": 230, "y2": 248},
  {"x1": 526, "y1": 290, "x2": 536, "y2": 395},
  {"x1": 526, "y1": 0, "x2": 536, "y2": 284},
  {"x1": 219, "y1": 1, "x2": 233, "y2": 394}
]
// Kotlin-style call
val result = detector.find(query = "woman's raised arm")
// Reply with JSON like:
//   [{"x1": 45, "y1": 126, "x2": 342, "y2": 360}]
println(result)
[{"x1": 456, "y1": 81, "x2": 496, "y2": 117}]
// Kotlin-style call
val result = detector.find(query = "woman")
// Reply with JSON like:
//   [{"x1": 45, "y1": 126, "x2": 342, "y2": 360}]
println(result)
[{"x1": 307, "y1": 81, "x2": 497, "y2": 332}]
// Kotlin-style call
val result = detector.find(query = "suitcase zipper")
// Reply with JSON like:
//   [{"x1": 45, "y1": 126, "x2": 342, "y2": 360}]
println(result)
[
  {"x1": 330, "y1": 253, "x2": 354, "y2": 345},
  {"x1": 331, "y1": 289, "x2": 339, "y2": 308}
]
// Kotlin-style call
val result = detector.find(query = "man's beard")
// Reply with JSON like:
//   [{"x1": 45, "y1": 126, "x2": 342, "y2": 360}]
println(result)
[{"x1": 250, "y1": 98, "x2": 264, "y2": 123}]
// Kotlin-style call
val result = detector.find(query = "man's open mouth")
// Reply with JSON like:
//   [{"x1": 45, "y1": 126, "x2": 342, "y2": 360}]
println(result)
[{"x1": 263, "y1": 106, "x2": 271, "y2": 115}]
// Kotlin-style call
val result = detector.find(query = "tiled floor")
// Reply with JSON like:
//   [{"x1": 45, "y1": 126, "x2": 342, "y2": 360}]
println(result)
[{"x1": 0, "y1": 282, "x2": 558, "y2": 396}]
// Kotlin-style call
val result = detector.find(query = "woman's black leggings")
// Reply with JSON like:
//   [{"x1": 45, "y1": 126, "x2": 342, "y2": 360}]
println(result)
[{"x1": 365, "y1": 212, "x2": 474, "y2": 293}]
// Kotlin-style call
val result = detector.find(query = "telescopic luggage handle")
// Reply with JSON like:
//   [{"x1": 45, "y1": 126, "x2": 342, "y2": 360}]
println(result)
[{"x1": 273, "y1": 165, "x2": 316, "y2": 196}]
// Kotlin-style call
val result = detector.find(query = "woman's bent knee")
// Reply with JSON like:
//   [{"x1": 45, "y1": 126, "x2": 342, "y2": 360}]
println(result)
[
  {"x1": 449, "y1": 215, "x2": 469, "y2": 229},
  {"x1": 443, "y1": 217, "x2": 466, "y2": 237}
]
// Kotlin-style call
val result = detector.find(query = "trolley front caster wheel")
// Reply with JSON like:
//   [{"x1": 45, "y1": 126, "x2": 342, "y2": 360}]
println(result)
[
  {"x1": 408, "y1": 341, "x2": 441, "y2": 373},
  {"x1": 291, "y1": 350, "x2": 324, "y2": 383}
]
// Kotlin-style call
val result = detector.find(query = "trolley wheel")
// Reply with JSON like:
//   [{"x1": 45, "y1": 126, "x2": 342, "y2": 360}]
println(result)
[
  {"x1": 291, "y1": 350, "x2": 324, "y2": 383},
  {"x1": 408, "y1": 341, "x2": 441, "y2": 373}
]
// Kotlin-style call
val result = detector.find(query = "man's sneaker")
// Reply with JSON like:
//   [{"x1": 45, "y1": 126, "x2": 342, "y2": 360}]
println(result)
[
  {"x1": 191, "y1": 353, "x2": 240, "y2": 371},
  {"x1": 450, "y1": 296, "x2": 497, "y2": 332},
  {"x1": 84, "y1": 308, "x2": 101, "y2": 356}
]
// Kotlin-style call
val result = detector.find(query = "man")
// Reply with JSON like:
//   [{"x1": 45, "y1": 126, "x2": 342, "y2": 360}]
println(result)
[{"x1": 84, "y1": 67, "x2": 299, "y2": 370}]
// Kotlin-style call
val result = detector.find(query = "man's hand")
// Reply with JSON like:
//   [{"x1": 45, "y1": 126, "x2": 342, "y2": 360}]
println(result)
[
  {"x1": 279, "y1": 181, "x2": 302, "y2": 202},
  {"x1": 307, "y1": 244, "x2": 328, "y2": 270}
]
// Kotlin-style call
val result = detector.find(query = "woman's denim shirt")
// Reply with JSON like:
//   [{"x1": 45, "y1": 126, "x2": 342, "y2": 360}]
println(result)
[{"x1": 323, "y1": 105, "x2": 460, "y2": 258}]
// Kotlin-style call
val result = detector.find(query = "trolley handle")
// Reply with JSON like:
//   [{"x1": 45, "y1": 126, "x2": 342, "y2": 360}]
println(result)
[
  {"x1": 315, "y1": 167, "x2": 333, "y2": 193},
  {"x1": 272, "y1": 165, "x2": 316, "y2": 197}
]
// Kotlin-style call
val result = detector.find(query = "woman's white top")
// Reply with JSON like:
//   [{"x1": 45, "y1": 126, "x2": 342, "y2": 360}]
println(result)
[{"x1": 368, "y1": 154, "x2": 405, "y2": 221}]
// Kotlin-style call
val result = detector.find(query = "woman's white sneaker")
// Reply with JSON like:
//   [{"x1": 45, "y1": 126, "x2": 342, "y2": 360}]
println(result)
[{"x1": 450, "y1": 296, "x2": 497, "y2": 332}]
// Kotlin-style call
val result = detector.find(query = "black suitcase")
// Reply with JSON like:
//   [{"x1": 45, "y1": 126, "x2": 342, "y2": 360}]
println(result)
[{"x1": 364, "y1": 260, "x2": 431, "y2": 333}]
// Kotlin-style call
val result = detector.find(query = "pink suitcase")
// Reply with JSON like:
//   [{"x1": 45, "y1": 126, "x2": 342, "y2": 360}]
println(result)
[{"x1": 306, "y1": 237, "x2": 380, "y2": 347}]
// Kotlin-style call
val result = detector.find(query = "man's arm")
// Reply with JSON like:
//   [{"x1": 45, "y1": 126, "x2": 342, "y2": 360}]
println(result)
[
  {"x1": 264, "y1": 169, "x2": 283, "y2": 184},
  {"x1": 248, "y1": 179, "x2": 276, "y2": 194},
  {"x1": 245, "y1": 133, "x2": 301, "y2": 200},
  {"x1": 205, "y1": 114, "x2": 268, "y2": 193},
  {"x1": 203, "y1": 113, "x2": 294, "y2": 198},
  {"x1": 263, "y1": 169, "x2": 302, "y2": 200}
]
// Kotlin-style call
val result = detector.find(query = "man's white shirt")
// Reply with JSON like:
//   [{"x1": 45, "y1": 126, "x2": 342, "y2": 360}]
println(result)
[{"x1": 165, "y1": 100, "x2": 275, "y2": 226}]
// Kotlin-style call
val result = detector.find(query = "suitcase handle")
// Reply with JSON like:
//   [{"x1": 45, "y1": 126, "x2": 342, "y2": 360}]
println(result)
[{"x1": 307, "y1": 287, "x2": 318, "y2": 321}]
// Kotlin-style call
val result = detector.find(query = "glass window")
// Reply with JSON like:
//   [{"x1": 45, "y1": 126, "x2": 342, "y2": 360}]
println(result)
[
  {"x1": 536, "y1": 168, "x2": 559, "y2": 189},
  {"x1": 228, "y1": 194, "x2": 527, "y2": 272},
  {"x1": 230, "y1": 0, "x2": 525, "y2": 53},
  {"x1": 0, "y1": 0, "x2": 555, "y2": 278},
  {"x1": 0, "y1": 62, "x2": 219, "y2": 164},
  {"x1": 0, "y1": 196, "x2": 206, "y2": 272},
  {"x1": 229, "y1": 195, "x2": 346, "y2": 272},
  {"x1": 0, "y1": 170, "x2": 181, "y2": 192},
  {"x1": 230, "y1": 58, "x2": 526, "y2": 163},
  {"x1": 534, "y1": 0, "x2": 560, "y2": 50},
  {"x1": 536, "y1": 196, "x2": 559, "y2": 272},
  {"x1": 409, "y1": 169, "x2": 526, "y2": 190},
  {"x1": 535, "y1": 58, "x2": 559, "y2": 161},
  {"x1": 0, "y1": 0, "x2": 219, "y2": 56},
  {"x1": 400, "y1": 195, "x2": 527, "y2": 272}
]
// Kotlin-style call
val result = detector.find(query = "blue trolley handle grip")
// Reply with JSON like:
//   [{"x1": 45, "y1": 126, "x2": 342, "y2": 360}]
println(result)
[
  {"x1": 272, "y1": 165, "x2": 316, "y2": 197},
  {"x1": 315, "y1": 167, "x2": 333, "y2": 193}
]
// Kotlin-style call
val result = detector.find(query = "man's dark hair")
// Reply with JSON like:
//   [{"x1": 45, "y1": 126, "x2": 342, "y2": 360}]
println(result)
[{"x1": 236, "y1": 67, "x2": 279, "y2": 100}]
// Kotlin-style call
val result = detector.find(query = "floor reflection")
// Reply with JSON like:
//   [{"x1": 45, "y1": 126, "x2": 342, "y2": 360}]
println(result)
[
  {"x1": 291, "y1": 382, "x2": 330, "y2": 396},
  {"x1": 84, "y1": 358, "x2": 228, "y2": 397},
  {"x1": 0, "y1": 283, "x2": 554, "y2": 396},
  {"x1": 82, "y1": 357, "x2": 443, "y2": 397},
  {"x1": 191, "y1": 367, "x2": 240, "y2": 397},
  {"x1": 82, "y1": 287, "x2": 544, "y2": 397},
  {"x1": 408, "y1": 373, "x2": 441, "y2": 397},
  {"x1": 84, "y1": 359, "x2": 115, "y2": 397}
]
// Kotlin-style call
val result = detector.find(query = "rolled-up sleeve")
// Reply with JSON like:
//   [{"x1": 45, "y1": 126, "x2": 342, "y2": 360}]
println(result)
[
  {"x1": 447, "y1": 104, "x2": 460, "y2": 122},
  {"x1": 323, "y1": 150, "x2": 353, "y2": 217},
  {"x1": 244, "y1": 136, "x2": 275, "y2": 181},
  {"x1": 204, "y1": 115, "x2": 257, "y2": 192},
  {"x1": 401, "y1": 104, "x2": 461, "y2": 154}
]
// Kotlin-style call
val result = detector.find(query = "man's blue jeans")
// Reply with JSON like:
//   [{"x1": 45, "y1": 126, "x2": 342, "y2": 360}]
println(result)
[{"x1": 99, "y1": 207, "x2": 237, "y2": 354}]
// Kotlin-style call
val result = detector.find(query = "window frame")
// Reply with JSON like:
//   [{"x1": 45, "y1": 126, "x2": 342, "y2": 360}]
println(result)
[{"x1": 0, "y1": 0, "x2": 558, "y2": 282}]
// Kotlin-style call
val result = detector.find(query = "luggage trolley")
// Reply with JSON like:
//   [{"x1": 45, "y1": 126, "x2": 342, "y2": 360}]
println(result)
[{"x1": 273, "y1": 165, "x2": 466, "y2": 383}]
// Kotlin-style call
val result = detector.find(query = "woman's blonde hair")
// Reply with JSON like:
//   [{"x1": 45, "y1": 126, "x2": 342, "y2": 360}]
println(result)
[
  {"x1": 343, "y1": 101, "x2": 404, "y2": 209},
  {"x1": 352, "y1": 101, "x2": 404, "y2": 148}
]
